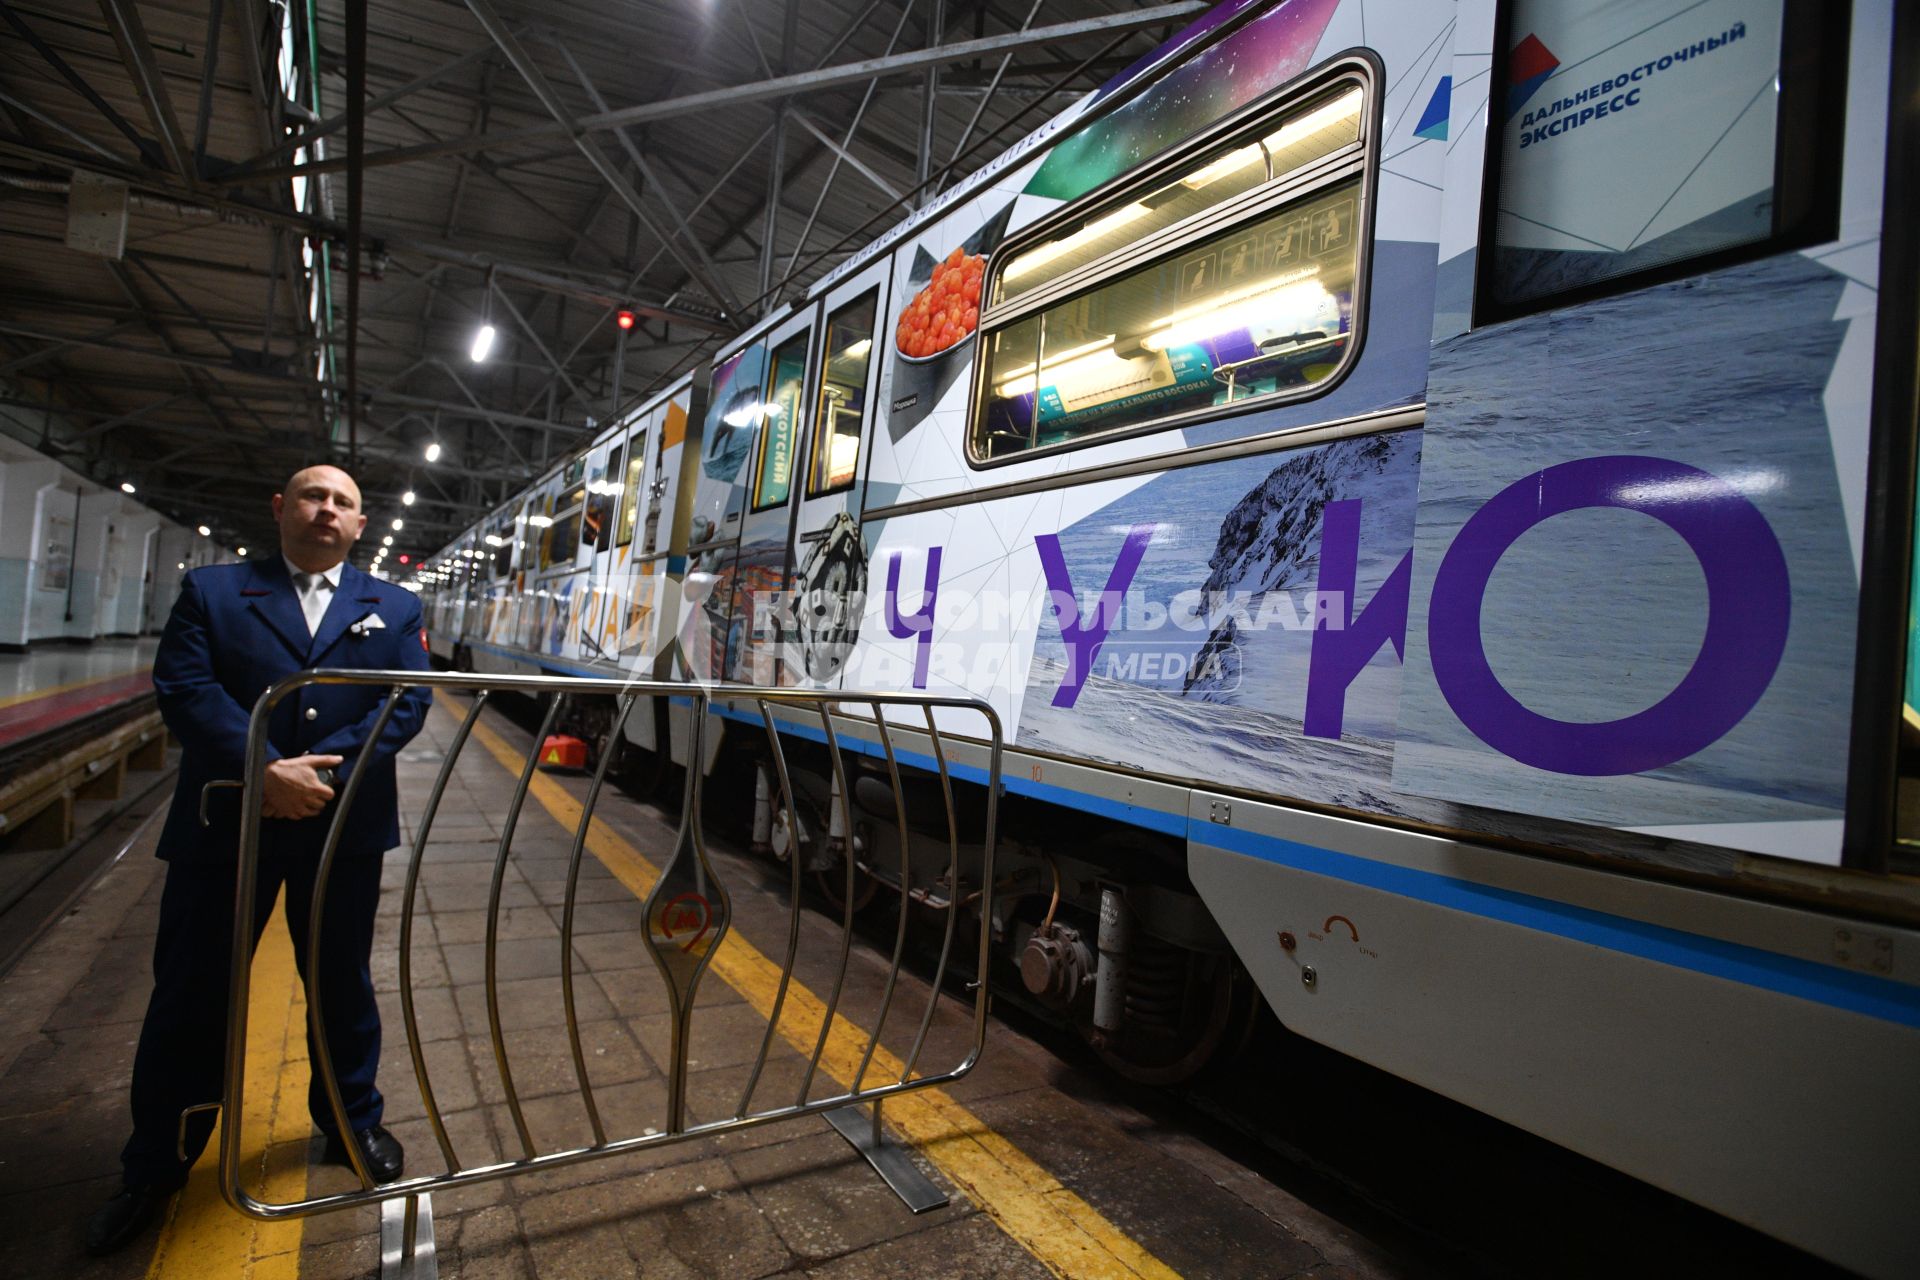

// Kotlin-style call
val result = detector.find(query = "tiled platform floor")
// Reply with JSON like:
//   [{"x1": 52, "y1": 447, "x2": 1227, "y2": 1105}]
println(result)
[{"x1": 0, "y1": 695, "x2": 1415, "y2": 1280}]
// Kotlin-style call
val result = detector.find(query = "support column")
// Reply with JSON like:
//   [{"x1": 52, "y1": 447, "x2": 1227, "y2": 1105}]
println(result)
[{"x1": 917, "y1": 0, "x2": 946, "y2": 208}]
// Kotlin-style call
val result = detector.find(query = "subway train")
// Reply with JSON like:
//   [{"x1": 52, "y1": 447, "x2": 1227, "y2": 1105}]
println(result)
[{"x1": 411, "y1": 1, "x2": 1920, "y2": 1274}]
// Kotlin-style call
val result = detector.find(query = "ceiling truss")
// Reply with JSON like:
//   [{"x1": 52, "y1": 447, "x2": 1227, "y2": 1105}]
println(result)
[{"x1": 0, "y1": 0, "x2": 1203, "y2": 558}]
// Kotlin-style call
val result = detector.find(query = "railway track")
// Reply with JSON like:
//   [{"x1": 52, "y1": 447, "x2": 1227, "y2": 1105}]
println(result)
[{"x1": 0, "y1": 697, "x2": 176, "y2": 976}]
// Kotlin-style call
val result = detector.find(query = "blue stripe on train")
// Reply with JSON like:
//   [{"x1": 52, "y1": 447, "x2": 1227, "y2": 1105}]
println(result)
[
  {"x1": 1194, "y1": 824, "x2": 1920, "y2": 1030},
  {"x1": 449, "y1": 642, "x2": 1920, "y2": 1029},
  {"x1": 708, "y1": 707, "x2": 1920, "y2": 1031}
]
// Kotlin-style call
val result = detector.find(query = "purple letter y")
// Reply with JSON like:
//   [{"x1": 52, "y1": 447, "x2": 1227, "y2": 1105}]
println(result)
[{"x1": 1035, "y1": 524, "x2": 1155, "y2": 708}]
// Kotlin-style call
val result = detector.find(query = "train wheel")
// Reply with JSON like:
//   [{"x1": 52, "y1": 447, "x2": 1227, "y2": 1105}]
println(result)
[
  {"x1": 769, "y1": 783, "x2": 882, "y2": 914},
  {"x1": 1091, "y1": 943, "x2": 1242, "y2": 1086},
  {"x1": 618, "y1": 741, "x2": 669, "y2": 800},
  {"x1": 814, "y1": 858, "x2": 881, "y2": 915}
]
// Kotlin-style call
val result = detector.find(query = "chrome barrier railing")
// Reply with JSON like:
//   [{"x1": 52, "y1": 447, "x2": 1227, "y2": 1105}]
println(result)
[{"x1": 206, "y1": 670, "x2": 1002, "y2": 1273}]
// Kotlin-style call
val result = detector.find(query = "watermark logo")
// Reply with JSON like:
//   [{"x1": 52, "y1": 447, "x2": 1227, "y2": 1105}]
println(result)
[{"x1": 1095, "y1": 641, "x2": 1241, "y2": 691}]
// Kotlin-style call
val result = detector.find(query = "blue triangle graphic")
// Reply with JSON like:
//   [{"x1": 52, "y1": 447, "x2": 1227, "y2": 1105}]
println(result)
[{"x1": 1414, "y1": 76, "x2": 1451, "y2": 141}]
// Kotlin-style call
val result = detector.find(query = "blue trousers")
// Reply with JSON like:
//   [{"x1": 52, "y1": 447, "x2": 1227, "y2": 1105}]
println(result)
[{"x1": 120, "y1": 850, "x2": 386, "y2": 1191}]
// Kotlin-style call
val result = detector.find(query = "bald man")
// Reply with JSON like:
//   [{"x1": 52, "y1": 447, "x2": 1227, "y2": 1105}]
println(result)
[{"x1": 87, "y1": 466, "x2": 433, "y2": 1255}]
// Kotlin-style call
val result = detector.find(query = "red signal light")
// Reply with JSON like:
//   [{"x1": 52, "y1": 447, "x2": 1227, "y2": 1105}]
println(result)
[
  {"x1": 615, "y1": 309, "x2": 636, "y2": 331},
  {"x1": 398, "y1": 554, "x2": 411, "y2": 565}
]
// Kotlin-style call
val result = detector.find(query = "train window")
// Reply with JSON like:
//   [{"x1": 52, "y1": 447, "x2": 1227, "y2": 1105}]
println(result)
[
  {"x1": 586, "y1": 444, "x2": 621, "y2": 551},
  {"x1": 994, "y1": 85, "x2": 1361, "y2": 311},
  {"x1": 530, "y1": 493, "x2": 556, "y2": 568},
  {"x1": 545, "y1": 512, "x2": 577, "y2": 568},
  {"x1": 1477, "y1": 0, "x2": 1845, "y2": 323},
  {"x1": 807, "y1": 291, "x2": 878, "y2": 497},
  {"x1": 487, "y1": 517, "x2": 512, "y2": 577},
  {"x1": 971, "y1": 70, "x2": 1370, "y2": 464},
  {"x1": 535, "y1": 477, "x2": 584, "y2": 570},
  {"x1": 616, "y1": 432, "x2": 646, "y2": 548},
  {"x1": 752, "y1": 331, "x2": 809, "y2": 510}
]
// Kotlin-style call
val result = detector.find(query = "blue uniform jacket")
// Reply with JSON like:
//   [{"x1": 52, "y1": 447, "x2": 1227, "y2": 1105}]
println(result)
[{"x1": 152, "y1": 557, "x2": 434, "y2": 862}]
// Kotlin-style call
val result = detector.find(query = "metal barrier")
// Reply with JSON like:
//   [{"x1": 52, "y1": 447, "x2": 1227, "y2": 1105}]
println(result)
[{"x1": 207, "y1": 670, "x2": 1002, "y2": 1277}]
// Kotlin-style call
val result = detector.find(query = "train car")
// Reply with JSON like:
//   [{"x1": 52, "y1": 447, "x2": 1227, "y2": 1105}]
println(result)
[{"x1": 415, "y1": 1, "x2": 1920, "y2": 1273}]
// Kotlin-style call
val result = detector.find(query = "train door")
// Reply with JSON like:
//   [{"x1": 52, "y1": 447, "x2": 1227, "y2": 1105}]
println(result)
[
  {"x1": 720, "y1": 309, "x2": 818, "y2": 684},
  {"x1": 577, "y1": 430, "x2": 628, "y2": 667},
  {"x1": 486, "y1": 495, "x2": 528, "y2": 672},
  {"x1": 629, "y1": 389, "x2": 693, "y2": 678},
  {"x1": 617, "y1": 390, "x2": 698, "y2": 764},
  {"x1": 548, "y1": 455, "x2": 591, "y2": 662},
  {"x1": 519, "y1": 474, "x2": 563, "y2": 659},
  {"x1": 783, "y1": 262, "x2": 888, "y2": 690},
  {"x1": 456, "y1": 530, "x2": 483, "y2": 647},
  {"x1": 471, "y1": 511, "x2": 513, "y2": 669}
]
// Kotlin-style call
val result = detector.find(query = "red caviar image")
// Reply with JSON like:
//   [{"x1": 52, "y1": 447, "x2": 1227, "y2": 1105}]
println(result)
[{"x1": 896, "y1": 246, "x2": 985, "y2": 359}]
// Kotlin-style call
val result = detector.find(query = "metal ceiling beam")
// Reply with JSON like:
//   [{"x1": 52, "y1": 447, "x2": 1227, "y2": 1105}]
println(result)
[
  {"x1": 104, "y1": 259, "x2": 271, "y2": 460},
  {"x1": 97, "y1": 0, "x2": 196, "y2": 186},
  {"x1": 233, "y1": 0, "x2": 326, "y2": 442},
  {"x1": 0, "y1": 317, "x2": 145, "y2": 376},
  {"x1": 917, "y1": 0, "x2": 944, "y2": 204},
  {"x1": 386, "y1": 101, "x2": 625, "y2": 270},
  {"x1": 359, "y1": 386, "x2": 588, "y2": 437},
  {"x1": 383, "y1": 236, "x2": 733, "y2": 331},
  {"x1": 757, "y1": 0, "x2": 803, "y2": 310},
  {"x1": 464, "y1": 0, "x2": 745, "y2": 318},
  {"x1": 507, "y1": 115, "x2": 776, "y2": 422},
  {"x1": 0, "y1": 0, "x2": 160, "y2": 164},
  {"x1": 236, "y1": 39, "x2": 497, "y2": 173},
  {"x1": 487, "y1": 278, "x2": 594, "y2": 414},
  {"x1": 0, "y1": 85, "x2": 135, "y2": 165},
  {"x1": 0, "y1": 321, "x2": 599, "y2": 436},
  {"x1": 222, "y1": 3, "x2": 1209, "y2": 184},
  {"x1": 549, "y1": 41, "x2": 741, "y2": 317},
  {"x1": 790, "y1": 108, "x2": 903, "y2": 203},
  {"x1": 190, "y1": 0, "x2": 222, "y2": 170},
  {"x1": 768, "y1": 22, "x2": 1138, "y2": 295},
  {"x1": 942, "y1": 0, "x2": 1047, "y2": 190},
  {"x1": 422, "y1": 359, "x2": 537, "y2": 467},
  {"x1": 781, "y1": 0, "x2": 919, "y2": 281},
  {"x1": 64, "y1": 391, "x2": 196, "y2": 442},
  {"x1": 0, "y1": 144, "x2": 728, "y2": 331}
]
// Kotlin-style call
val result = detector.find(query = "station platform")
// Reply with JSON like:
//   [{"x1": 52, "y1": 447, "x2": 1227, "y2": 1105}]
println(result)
[
  {"x1": 0, "y1": 693, "x2": 1410, "y2": 1280},
  {"x1": 0, "y1": 638, "x2": 157, "y2": 755}
]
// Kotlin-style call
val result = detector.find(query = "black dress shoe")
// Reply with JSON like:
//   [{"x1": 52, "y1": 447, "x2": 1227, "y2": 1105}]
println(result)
[
  {"x1": 321, "y1": 1124, "x2": 405, "y2": 1183},
  {"x1": 84, "y1": 1184, "x2": 167, "y2": 1256}
]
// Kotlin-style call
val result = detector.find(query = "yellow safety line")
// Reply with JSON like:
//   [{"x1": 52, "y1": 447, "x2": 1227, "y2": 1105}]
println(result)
[
  {"x1": 469, "y1": 714, "x2": 1180, "y2": 1280},
  {"x1": 0, "y1": 666, "x2": 151, "y2": 711},
  {"x1": 144, "y1": 895, "x2": 309, "y2": 1280}
]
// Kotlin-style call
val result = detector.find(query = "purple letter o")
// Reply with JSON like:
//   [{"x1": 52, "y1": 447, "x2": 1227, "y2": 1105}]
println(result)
[{"x1": 1427, "y1": 456, "x2": 1790, "y2": 776}]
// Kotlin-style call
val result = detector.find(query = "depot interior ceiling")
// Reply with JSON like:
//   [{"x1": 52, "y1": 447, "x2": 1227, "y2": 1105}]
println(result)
[{"x1": 0, "y1": 0, "x2": 1201, "y2": 561}]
